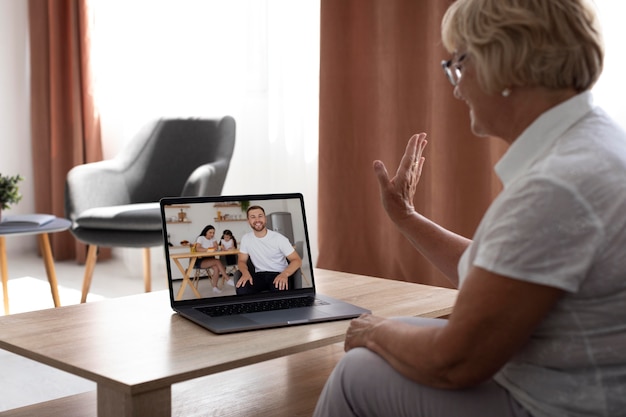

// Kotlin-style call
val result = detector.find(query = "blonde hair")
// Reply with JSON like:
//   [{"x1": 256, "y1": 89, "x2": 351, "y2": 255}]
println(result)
[{"x1": 441, "y1": 0, "x2": 604, "y2": 94}]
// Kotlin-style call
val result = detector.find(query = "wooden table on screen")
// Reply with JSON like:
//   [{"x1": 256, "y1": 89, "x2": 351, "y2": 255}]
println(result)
[
  {"x1": 169, "y1": 248, "x2": 240, "y2": 300},
  {"x1": 0, "y1": 269, "x2": 457, "y2": 417}
]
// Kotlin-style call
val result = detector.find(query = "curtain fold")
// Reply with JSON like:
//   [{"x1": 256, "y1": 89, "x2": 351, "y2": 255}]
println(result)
[
  {"x1": 318, "y1": 0, "x2": 506, "y2": 287},
  {"x1": 29, "y1": 0, "x2": 103, "y2": 262}
]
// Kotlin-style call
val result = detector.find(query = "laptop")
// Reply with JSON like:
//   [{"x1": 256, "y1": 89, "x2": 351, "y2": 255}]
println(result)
[{"x1": 160, "y1": 193, "x2": 370, "y2": 334}]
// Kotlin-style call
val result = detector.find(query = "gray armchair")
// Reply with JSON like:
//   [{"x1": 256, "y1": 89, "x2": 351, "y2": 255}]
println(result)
[{"x1": 65, "y1": 116, "x2": 236, "y2": 302}]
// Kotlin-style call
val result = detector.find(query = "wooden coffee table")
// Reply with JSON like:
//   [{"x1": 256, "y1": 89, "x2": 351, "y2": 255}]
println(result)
[{"x1": 0, "y1": 269, "x2": 457, "y2": 417}]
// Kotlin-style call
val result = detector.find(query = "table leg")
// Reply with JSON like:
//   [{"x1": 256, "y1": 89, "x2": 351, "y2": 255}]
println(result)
[
  {"x1": 37, "y1": 233, "x2": 61, "y2": 307},
  {"x1": 174, "y1": 257, "x2": 201, "y2": 300},
  {"x1": 1, "y1": 236, "x2": 9, "y2": 314},
  {"x1": 98, "y1": 384, "x2": 171, "y2": 417},
  {"x1": 142, "y1": 248, "x2": 151, "y2": 293}
]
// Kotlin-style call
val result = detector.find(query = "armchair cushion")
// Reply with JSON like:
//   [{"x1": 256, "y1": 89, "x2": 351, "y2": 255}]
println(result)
[{"x1": 74, "y1": 203, "x2": 161, "y2": 231}]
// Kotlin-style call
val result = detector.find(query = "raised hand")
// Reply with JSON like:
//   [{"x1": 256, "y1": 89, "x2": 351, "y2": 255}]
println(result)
[{"x1": 373, "y1": 133, "x2": 428, "y2": 223}]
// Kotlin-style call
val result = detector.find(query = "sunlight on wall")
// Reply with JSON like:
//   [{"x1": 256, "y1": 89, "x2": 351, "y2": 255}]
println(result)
[
  {"x1": 91, "y1": 0, "x2": 321, "y2": 263},
  {"x1": 592, "y1": 1, "x2": 626, "y2": 129},
  {"x1": 92, "y1": 0, "x2": 320, "y2": 165}
]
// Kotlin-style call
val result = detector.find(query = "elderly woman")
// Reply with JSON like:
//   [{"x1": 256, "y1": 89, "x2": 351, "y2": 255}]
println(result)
[{"x1": 313, "y1": 0, "x2": 626, "y2": 416}]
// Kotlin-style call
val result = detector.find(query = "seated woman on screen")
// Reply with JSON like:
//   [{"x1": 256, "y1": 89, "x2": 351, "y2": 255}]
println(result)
[{"x1": 194, "y1": 225, "x2": 231, "y2": 294}]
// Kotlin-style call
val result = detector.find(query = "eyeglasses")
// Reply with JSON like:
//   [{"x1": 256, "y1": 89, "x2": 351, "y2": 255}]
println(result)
[{"x1": 441, "y1": 54, "x2": 467, "y2": 87}]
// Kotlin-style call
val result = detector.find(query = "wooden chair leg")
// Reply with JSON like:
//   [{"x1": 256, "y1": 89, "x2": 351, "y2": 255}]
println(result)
[
  {"x1": 192, "y1": 268, "x2": 201, "y2": 289},
  {"x1": 143, "y1": 247, "x2": 151, "y2": 292},
  {"x1": 81, "y1": 245, "x2": 98, "y2": 303},
  {"x1": 1, "y1": 236, "x2": 10, "y2": 315}
]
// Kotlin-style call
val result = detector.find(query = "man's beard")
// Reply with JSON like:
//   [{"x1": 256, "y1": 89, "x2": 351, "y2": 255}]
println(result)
[{"x1": 251, "y1": 221, "x2": 265, "y2": 232}]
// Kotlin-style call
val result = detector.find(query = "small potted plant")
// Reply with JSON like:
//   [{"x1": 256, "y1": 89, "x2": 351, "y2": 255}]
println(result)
[{"x1": 0, "y1": 173, "x2": 23, "y2": 220}]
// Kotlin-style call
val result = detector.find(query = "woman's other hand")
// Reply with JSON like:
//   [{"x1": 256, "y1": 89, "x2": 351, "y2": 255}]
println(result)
[
  {"x1": 344, "y1": 313, "x2": 386, "y2": 351},
  {"x1": 373, "y1": 133, "x2": 428, "y2": 223}
]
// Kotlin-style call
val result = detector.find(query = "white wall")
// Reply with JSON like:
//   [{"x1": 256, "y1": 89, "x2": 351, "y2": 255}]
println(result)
[{"x1": 0, "y1": 0, "x2": 34, "y2": 253}]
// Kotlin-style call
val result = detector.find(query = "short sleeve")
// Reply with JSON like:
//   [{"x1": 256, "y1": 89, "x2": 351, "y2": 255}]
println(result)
[
  {"x1": 474, "y1": 176, "x2": 603, "y2": 292},
  {"x1": 239, "y1": 235, "x2": 249, "y2": 254},
  {"x1": 278, "y1": 235, "x2": 296, "y2": 256}
]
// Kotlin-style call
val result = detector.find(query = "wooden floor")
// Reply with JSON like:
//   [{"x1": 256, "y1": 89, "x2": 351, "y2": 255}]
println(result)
[{"x1": 0, "y1": 342, "x2": 345, "y2": 417}]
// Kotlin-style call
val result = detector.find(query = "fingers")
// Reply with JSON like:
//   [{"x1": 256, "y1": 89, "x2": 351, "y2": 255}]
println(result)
[
  {"x1": 399, "y1": 134, "x2": 420, "y2": 175},
  {"x1": 373, "y1": 133, "x2": 427, "y2": 182},
  {"x1": 344, "y1": 314, "x2": 374, "y2": 351},
  {"x1": 416, "y1": 134, "x2": 428, "y2": 165},
  {"x1": 274, "y1": 275, "x2": 288, "y2": 290},
  {"x1": 236, "y1": 275, "x2": 252, "y2": 288},
  {"x1": 372, "y1": 160, "x2": 390, "y2": 187},
  {"x1": 402, "y1": 133, "x2": 427, "y2": 174},
  {"x1": 372, "y1": 133, "x2": 428, "y2": 221}
]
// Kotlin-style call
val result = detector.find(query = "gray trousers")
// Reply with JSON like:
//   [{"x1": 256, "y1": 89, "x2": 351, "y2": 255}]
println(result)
[{"x1": 313, "y1": 317, "x2": 532, "y2": 417}]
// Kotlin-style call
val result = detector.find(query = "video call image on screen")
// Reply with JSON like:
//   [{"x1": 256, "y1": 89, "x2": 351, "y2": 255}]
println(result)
[{"x1": 164, "y1": 198, "x2": 313, "y2": 301}]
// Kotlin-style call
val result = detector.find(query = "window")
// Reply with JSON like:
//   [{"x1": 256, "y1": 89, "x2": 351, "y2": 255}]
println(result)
[{"x1": 91, "y1": 0, "x2": 321, "y2": 261}]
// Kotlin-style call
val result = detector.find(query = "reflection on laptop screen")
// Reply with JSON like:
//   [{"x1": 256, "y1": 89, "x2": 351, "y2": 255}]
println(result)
[{"x1": 163, "y1": 195, "x2": 313, "y2": 303}]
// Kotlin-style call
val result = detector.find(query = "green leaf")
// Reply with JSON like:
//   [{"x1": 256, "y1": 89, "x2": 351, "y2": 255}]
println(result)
[{"x1": 0, "y1": 174, "x2": 24, "y2": 210}]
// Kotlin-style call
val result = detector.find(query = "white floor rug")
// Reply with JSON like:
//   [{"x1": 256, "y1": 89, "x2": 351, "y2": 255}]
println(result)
[
  {"x1": 0, "y1": 277, "x2": 103, "y2": 411},
  {"x1": 1, "y1": 276, "x2": 105, "y2": 316}
]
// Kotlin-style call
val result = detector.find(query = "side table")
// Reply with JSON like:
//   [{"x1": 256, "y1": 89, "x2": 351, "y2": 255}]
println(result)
[{"x1": 0, "y1": 215, "x2": 72, "y2": 315}]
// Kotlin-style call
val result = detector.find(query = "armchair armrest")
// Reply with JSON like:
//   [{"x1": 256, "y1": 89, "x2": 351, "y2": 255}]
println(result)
[
  {"x1": 181, "y1": 160, "x2": 230, "y2": 197},
  {"x1": 65, "y1": 160, "x2": 131, "y2": 221}
]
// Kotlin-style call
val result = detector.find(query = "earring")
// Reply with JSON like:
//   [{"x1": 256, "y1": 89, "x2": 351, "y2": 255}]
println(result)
[{"x1": 501, "y1": 88, "x2": 511, "y2": 97}]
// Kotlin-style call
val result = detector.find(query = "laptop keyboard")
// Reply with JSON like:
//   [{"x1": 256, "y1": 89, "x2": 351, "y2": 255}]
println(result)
[{"x1": 197, "y1": 296, "x2": 329, "y2": 317}]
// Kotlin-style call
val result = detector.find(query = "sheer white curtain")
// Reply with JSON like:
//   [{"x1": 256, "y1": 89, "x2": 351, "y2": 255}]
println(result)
[{"x1": 91, "y1": 0, "x2": 320, "y2": 264}]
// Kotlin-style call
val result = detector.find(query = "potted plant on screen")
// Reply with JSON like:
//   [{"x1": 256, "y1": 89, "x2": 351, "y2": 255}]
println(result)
[{"x1": 0, "y1": 173, "x2": 23, "y2": 221}]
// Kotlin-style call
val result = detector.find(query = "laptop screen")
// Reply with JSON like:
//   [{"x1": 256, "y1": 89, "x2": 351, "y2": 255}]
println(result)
[{"x1": 161, "y1": 193, "x2": 315, "y2": 305}]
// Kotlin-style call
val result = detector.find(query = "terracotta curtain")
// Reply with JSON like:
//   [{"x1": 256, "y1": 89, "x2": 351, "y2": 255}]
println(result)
[
  {"x1": 317, "y1": 0, "x2": 507, "y2": 287},
  {"x1": 29, "y1": 0, "x2": 103, "y2": 262}
]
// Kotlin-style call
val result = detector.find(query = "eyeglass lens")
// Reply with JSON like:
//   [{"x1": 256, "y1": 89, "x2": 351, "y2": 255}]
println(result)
[{"x1": 441, "y1": 54, "x2": 465, "y2": 86}]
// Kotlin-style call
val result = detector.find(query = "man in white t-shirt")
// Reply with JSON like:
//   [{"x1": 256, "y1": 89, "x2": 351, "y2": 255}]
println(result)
[{"x1": 235, "y1": 205, "x2": 302, "y2": 295}]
